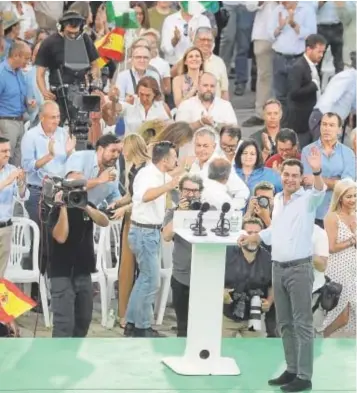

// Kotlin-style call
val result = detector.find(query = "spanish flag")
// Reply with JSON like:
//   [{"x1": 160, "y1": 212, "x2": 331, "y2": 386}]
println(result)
[
  {"x1": 95, "y1": 27, "x2": 125, "y2": 68},
  {"x1": 0, "y1": 279, "x2": 36, "y2": 323}
]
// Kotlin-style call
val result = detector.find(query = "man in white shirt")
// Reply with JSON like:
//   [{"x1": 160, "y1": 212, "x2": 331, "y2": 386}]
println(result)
[
  {"x1": 243, "y1": 1, "x2": 278, "y2": 127},
  {"x1": 161, "y1": 5, "x2": 210, "y2": 65},
  {"x1": 176, "y1": 72, "x2": 238, "y2": 132},
  {"x1": 189, "y1": 128, "x2": 249, "y2": 210},
  {"x1": 125, "y1": 141, "x2": 179, "y2": 338},
  {"x1": 201, "y1": 158, "x2": 233, "y2": 210}
]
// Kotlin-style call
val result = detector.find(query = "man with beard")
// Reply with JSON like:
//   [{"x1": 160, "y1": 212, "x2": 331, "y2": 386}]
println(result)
[
  {"x1": 223, "y1": 217, "x2": 273, "y2": 338},
  {"x1": 175, "y1": 72, "x2": 237, "y2": 132},
  {"x1": 65, "y1": 134, "x2": 121, "y2": 207}
]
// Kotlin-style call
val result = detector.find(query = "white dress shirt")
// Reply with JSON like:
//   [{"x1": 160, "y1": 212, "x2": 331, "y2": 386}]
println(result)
[
  {"x1": 120, "y1": 96, "x2": 170, "y2": 135},
  {"x1": 204, "y1": 54, "x2": 229, "y2": 97},
  {"x1": 189, "y1": 152, "x2": 249, "y2": 209},
  {"x1": 131, "y1": 162, "x2": 172, "y2": 225},
  {"x1": 150, "y1": 56, "x2": 171, "y2": 79},
  {"x1": 246, "y1": 1, "x2": 278, "y2": 41},
  {"x1": 176, "y1": 95, "x2": 238, "y2": 126},
  {"x1": 201, "y1": 178, "x2": 233, "y2": 210},
  {"x1": 304, "y1": 54, "x2": 321, "y2": 99},
  {"x1": 161, "y1": 11, "x2": 211, "y2": 65}
]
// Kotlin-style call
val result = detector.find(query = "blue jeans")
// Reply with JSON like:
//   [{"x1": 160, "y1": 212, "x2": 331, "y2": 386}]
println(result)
[
  {"x1": 125, "y1": 225, "x2": 161, "y2": 329},
  {"x1": 219, "y1": 4, "x2": 255, "y2": 85}
]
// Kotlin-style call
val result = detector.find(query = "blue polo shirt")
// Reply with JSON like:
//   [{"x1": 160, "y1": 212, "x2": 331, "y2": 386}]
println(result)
[{"x1": 0, "y1": 59, "x2": 27, "y2": 117}]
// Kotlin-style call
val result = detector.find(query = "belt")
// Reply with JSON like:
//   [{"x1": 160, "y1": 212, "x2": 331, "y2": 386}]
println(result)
[
  {"x1": 131, "y1": 220, "x2": 161, "y2": 230},
  {"x1": 273, "y1": 257, "x2": 311, "y2": 269},
  {"x1": 28, "y1": 184, "x2": 42, "y2": 190},
  {"x1": 0, "y1": 116, "x2": 23, "y2": 121},
  {"x1": 0, "y1": 219, "x2": 12, "y2": 228},
  {"x1": 275, "y1": 51, "x2": 303, "y2": 59}
]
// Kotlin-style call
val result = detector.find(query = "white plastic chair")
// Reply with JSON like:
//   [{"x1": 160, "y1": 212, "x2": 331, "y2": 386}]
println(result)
[
  {"x1": 154, "y1": 236, "x2": 173, "y2": 325},
  {"x1": 5, "y1": 217, "x2": 51, "y2": 328},
  {"x1": 91, "y1": 224, "x2": 109, "y2": 327}
]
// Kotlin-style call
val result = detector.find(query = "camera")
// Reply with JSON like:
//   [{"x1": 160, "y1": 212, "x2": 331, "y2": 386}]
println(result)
[
  {"x1": 42, "y1": 176, "x2": 88, "y2": 209},
  {"x1": 248, "y1": 289, "x2": 264, "y2": 331},
  {"x1": 256, "y1": 196, "x2": 270, "y2": 209},
  {"x1": 231, "y1": 292, "x2": 248, "y2": 320},
  {"x1": 189, "y1": 199, "x2": 202, "y2": 210}
]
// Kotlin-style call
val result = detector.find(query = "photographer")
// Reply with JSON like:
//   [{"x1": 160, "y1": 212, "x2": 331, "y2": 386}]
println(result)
[
  {"x1": 245, "y1": 181, "x2": 275, "y2": 229},
  {"x1": 162, "y1": 174, "x2": 204, "y2": 337},
  {"x1": 35, "y1": 11, "x2": 99, "y2": 123},
  {"x1": 223, "y1": 218, "x2": 273, "y2": 338},
  {"x1": 49, "y1": 171, "x2": 109, "y2": 338}
]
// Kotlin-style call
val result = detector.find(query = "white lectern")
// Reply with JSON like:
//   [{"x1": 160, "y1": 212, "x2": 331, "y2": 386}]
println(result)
[{"x1": 162, "y1": 211, "x2": 242, "y2": 376}]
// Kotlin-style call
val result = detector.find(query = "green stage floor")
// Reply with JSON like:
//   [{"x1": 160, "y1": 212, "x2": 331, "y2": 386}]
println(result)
[{"x1": 0, "y1": 338, "x2": 355, "y2": 392}]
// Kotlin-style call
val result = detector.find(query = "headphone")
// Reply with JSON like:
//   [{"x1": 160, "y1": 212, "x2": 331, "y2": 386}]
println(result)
[{"x1": 58, "y1": 11, "x2": 85, "y2": 33}]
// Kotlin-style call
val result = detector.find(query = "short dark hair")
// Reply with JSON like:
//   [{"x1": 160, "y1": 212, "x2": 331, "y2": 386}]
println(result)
[
  {"x1": 95, "y1": 134, "x2": 120, "y2": 150},
  {"x1": 0, "y1": 137, "x2": 9, "y2": 144},
  {"x1": 253, "y1": 181, "x2": 275, "y2": 196},
  {"x1": 242, "y1": 217, "x2": 264, "y2": 230},
  {"x1": 152, "y1": 141, "x2": 175, "y2": 164},
  {"x1": 281, "y1": 159, "x2": 304, "y2": 175},
  {"x1": 208, "y1": 158, "x2": 231, "y2": 182},
  {"x1": 234, "y1": 139, "x2": 263, "y2": 169},
  {"x1": 220, "y1": 126, "x2": 242, "y2": 141},
  {"x1": 305, "y1": 33, "x2": 327, "y2": 49},
  {"x1": 276, "y1": 128, "x2": 298, "y2": 147},
  {"x1": 179, "y1": 174, "x2": 204, "y2": 192},
  {"x1": 322, "y1": 112, "x2": 343, "y2": 127}
]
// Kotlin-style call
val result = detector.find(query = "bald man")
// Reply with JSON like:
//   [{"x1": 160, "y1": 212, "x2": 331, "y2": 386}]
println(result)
[{"x1": 0, "y1": 41, "x2": 36, "y2": 166}]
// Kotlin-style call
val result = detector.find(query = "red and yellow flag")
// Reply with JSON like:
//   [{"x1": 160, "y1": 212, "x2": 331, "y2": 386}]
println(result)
[
  {"x1": 95, "y1": 27, "x2": 125, "y2": 68},
  {"x1": 0, "y1": 279, "x2": 36, "y2": 323}
]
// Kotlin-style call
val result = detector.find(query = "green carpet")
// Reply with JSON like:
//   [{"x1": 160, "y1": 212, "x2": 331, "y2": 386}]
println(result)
[{"x1": 0, "y1": 338, "x2": 355, "y2": 392}]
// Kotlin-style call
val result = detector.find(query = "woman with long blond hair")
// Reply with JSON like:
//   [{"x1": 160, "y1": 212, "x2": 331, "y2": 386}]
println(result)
[
  {"x1": 110, "y1": 134, "x2": 150, "y2": 328},
  {"x1": 322, "y1": 178, "x2": 356, "y2": 337}
]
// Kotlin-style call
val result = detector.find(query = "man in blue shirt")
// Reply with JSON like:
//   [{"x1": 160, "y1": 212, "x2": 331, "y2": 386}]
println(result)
[
  {"x1": 0, "y1": 136, "x2": 29, "y2": 277},
  {"x1": 302, "y1": 112, "x2": 355, "y2": 228},
  {"x1": 0, "y1": 41, "x2": 36, "y2": 167},
  {"x1": 268, "y1": 2, "x2": 317, "y2": 121},
  {"x1": 65, "y1": 134, "x2": 121, "y2": 208}
]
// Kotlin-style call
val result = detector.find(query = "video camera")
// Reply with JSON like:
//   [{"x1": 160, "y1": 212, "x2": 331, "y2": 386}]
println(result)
[{"x1": 42, "y1": 176, "x2": 88, "y2": 209}]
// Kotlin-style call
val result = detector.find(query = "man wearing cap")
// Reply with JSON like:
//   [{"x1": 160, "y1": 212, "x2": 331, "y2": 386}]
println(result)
[{"x1": 0, "y1": 11, "x2": 21, "y2": 61}]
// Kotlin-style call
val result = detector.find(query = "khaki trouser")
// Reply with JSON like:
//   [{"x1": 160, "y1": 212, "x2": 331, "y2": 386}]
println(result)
[
  {"x1": 254, "y1": 40, "x2": 274, "y2": 118},
  {"x1": 222, "y1": 315, "x2": 264, "y2": 338},
  {"x1": 0, "y1": 226, "x2": 13, "y2": 278}
]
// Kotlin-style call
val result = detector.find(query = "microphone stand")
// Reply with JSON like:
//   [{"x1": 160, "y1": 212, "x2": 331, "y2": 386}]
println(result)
[
  {"x1": 212, "y1": 212, "x2": 230, "y2": 237},
  {"x1": 192, "y1": 211, "x2": 207, "y2": 237}
]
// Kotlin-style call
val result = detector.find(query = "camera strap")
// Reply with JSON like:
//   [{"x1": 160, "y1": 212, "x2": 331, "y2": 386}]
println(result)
[{"x1": 129, "y1": 70, "x2": 137, "y2": 92}]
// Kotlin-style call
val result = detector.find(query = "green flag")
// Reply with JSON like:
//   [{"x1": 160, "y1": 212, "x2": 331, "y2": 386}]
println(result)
[
  {"x1": 106, "y1": 1, "x2": 140, "y2": 29},
  {"x1": 180, "y1": 1, "x2": 219, "y2": 16}
]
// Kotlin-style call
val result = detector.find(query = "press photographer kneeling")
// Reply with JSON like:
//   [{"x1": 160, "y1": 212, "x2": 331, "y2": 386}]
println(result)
[
  {"x1": 223, "y1": 218, "x2": 274, "y2": 338},
  {"x1": 47, "y1": 172, "x2": 109, "y2": 338}
]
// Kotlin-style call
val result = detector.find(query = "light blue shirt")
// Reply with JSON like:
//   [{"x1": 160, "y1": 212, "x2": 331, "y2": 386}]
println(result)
[
  {"x1": 315, "y1": 69, "x2": 357, "y2": 121},
  {"x1": 116, "y1": 68, "x2": 161, "y2": 101},
  {"x1": 302, "y1": 139, "x2": 356, "y2": 220},
  {"x1": 0, "y1": 164, "x2": 30, "y2": 222},
  {"x1": 23, "y1": 65, "x2": 44, "y2": 123},
  {"x1": 317, "y1": 1, "x2": 355, "y2": 25},
  {"x1": 65, "y1": 151, "x2": 120, "y2": 207},
  {"x1": 268, "y1": 3, "x2": 317, "y2": 55},
  {"x1": 0, "y1": 60, "x2": 28, "y2": 117},
  {"x1": 21, "y1": 123, "x2": 69, "y2": 187},
  {"x1": 0, "y1": 38, "x2": 13, "y2": 62},
  {"x1": 259, "y1": 186, "x2": 326, "y2": 262}
]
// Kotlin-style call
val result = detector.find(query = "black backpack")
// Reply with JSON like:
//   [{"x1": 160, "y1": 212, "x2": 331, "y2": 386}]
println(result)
[{"x1": 312, "y1": 276, "x2": 342, "y2": 313}]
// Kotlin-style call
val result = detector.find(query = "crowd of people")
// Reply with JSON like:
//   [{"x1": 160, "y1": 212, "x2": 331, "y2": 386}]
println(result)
[{"x1": 0, "y1": 1, "x2": 356, "y2": 389}]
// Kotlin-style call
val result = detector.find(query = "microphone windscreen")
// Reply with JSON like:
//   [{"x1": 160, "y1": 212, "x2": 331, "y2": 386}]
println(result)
[
  {"x1": 222, "y1": 202, "x2": 231, "y2": 213},
  {"x1": 201, "y1": 202, "x2": 210, "y2": 213}
]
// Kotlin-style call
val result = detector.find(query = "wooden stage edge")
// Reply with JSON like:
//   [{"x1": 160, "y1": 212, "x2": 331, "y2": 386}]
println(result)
[{"x1": 0, "y1": 338, "x2": 355, "y2": 392}]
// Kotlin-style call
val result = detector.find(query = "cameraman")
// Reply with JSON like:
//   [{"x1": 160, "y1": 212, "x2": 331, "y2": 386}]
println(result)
[
  {"x1": 223, "y1": 218, "x2": 273, "y2": 338},
  {"x1": 49, "y1": 171, "x2": 109, "y2": 338},
  {"x1": 245, "y1": 181, "x2": 275, "y2": 228},
  {"x1": 35, "y1": 11, "x2": 99, "y2": 122},
  {"x1": 162, "y1": 174, "x2": 204, "y2": 337}
]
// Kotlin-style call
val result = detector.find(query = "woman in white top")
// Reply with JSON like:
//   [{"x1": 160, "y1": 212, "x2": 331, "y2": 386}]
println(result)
[
  {"x1": 323, "y1": 178, "x2": 356, "y2": 337},
  {"x1": 103, "y1": 76, "x2": 171, "y2": 135}
]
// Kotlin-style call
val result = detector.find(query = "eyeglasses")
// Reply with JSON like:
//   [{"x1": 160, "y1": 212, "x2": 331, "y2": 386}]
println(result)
[
  {"x1": 221, "y1": 143, "x2": 238, "y2": 152},
  {"x1": 182, "y1": 188, "x2": 200, "y2": 194},
  {"x1": 133, "y1": 56, "x2": 150, "y2": 60}
]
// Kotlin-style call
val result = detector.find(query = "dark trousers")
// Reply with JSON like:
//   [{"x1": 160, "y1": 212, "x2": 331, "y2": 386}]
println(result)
[
  {"x1": 315, "y1": 219, "x2": 324, "y2": 229},
  {"x1": 273, "y1": 259, "x2": 314, "y2": 381},
  {"x1": 171, "y1": 276, "x2": 189, "y2": 337},
  {"x1": 51, "y1": 275, "x2": 93, "y2": 338},
  {"x1": 273, "y1": 52, "x2": 302, "y2": 123},
  {"x1": 317, "y1": 23, "x2": 344, "y2": 76}
]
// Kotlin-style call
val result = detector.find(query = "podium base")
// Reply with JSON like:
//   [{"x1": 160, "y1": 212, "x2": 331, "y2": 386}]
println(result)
[{"x1": 162, "y1": 356, "x2": 240, "y2": 376}]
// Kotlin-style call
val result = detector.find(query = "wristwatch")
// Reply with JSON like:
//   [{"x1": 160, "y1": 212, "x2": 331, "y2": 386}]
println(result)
[{"x1": 313, "y1": 169, "x2": 322, "y2": 176}]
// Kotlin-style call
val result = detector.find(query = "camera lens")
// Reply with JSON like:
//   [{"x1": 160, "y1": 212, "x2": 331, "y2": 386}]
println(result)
[{"x1": 257, "y1": 196, "x2": 269, "y2": 209}]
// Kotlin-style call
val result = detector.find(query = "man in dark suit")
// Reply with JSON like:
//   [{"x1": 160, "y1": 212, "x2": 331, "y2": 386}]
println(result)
[{"x1": 286, "y1": 34, "x2": 327, "y2": 149}]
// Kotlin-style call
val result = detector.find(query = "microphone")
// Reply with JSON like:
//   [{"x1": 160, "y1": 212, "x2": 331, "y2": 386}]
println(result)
[
  {"x1": 212, "y1": 202, "x2": 231, "y2": 237},
  {"x1": 190, "y1": 202, "x2": 210, "y2": 237},
  {"x1": 190, "y1": 201, "x2": 202, "y2": 211}
]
